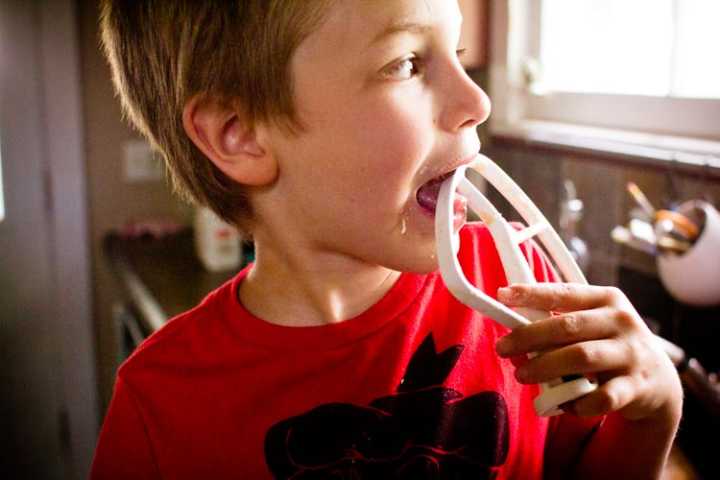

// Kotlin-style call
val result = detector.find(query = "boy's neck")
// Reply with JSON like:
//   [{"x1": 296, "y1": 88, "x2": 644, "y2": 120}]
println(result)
[{"x1": 238, "y1": 236, "x2": 402, "y2": 327}]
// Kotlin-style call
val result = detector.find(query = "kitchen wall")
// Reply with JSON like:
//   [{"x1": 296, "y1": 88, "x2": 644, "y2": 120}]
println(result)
[
  {"x1": 78, "y1": 0, "x2": 191, "y2": 410},
  {"x1": 484, "y1": 141, "x2": 720, "y2": 287}
]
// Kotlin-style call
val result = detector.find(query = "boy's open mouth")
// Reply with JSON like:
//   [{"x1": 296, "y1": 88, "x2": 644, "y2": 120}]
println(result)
[
  {"x1": 416, "y1": 170, "x2": 468, "y2": 223},
  {"x1": 417, "y1": 171, "x2": 452, "y2": 213}
]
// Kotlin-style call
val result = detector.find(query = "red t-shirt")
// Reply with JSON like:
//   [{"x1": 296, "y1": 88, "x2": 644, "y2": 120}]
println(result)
[{"x1": 91, "y1": 223, "x2": 596, "y2": 479}]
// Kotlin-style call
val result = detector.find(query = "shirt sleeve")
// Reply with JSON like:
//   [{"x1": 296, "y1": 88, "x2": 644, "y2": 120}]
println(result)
[{"x1": 91, "y1": 376, "x2": 159, "y2": 480}]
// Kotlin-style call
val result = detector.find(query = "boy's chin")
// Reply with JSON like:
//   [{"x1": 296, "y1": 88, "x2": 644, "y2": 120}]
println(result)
[{"x1": 380, "y1": 245, "x2": 440, "y2": 275}]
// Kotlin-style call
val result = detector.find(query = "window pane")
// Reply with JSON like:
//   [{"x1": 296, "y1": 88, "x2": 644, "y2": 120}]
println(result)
[
  {"x1": 541, "y1": 0, "x2": 673, "y2": 96},
  {"x1": 673, "y1": 0, "x2": 720, "y2": 98}
]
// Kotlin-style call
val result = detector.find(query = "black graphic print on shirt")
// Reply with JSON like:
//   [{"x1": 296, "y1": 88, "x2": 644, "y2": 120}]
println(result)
[{"x1": 264, "y1": 334, "x2": 510, "y2": 479}]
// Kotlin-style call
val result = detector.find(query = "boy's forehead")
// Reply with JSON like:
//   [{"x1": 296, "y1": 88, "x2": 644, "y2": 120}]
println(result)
[{"x1": 317, "y1": 0, "x2": 460, "y2": 51}]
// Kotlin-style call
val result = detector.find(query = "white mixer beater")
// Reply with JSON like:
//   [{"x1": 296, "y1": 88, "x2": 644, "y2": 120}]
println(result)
[{"x1": 435, "y1": 153, "x2": 597, "y2": 416}]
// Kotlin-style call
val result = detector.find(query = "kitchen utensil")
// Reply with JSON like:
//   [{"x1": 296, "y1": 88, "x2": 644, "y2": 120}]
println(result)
[
  {"x1": 655, "y1": 209, "x2": 700, "y2": 241},
  {"x1": 653, "y1": 219, "x2": 691, "y2": 254},
  {"x1": 629, "y1": 218, "x2": 657, "y2": 246},
  {"x1": 560, "y1": 180, "x2": 590, "y2": 273},
  {"x1": 435, "y1": 154, "x2": 597, "y2": 416},
  {"x1": 611, "y1": 225, "x2": 657, "y2": 255},
  {"x1": 657, "y1": 236, "x2": 692, "y2": 254},
  {"x1": 627, "y1": 182, "x2": 657, "y2": 220}
]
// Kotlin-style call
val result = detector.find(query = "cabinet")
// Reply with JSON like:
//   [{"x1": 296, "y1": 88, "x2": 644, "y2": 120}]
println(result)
[{"x1": 459, "y1": 0, "x2": 489, "y2": 69}]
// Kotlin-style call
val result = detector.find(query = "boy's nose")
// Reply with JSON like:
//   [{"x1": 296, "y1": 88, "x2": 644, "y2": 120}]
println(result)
[{"x1": 438, "y1": 64, "x2": 492, "y2": 133}]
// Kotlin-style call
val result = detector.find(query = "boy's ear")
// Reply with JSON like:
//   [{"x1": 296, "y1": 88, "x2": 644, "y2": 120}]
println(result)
[{"x1": 182, "y1": 95, "x2": 277, "y2": 186}]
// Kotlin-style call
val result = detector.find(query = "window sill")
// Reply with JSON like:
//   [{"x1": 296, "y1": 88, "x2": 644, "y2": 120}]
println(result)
[{"x1": 489, "y1": 121, "x2": 720, "y2": 180}]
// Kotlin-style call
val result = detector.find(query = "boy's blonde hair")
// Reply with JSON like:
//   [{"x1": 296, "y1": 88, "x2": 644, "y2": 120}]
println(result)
[{"x1": 100, "y1": 1, "x2": 333, "y2": 231}]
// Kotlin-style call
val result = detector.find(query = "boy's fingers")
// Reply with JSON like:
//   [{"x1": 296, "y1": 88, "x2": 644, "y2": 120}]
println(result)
[
  {"x1": 496, "y1": 308, "x2": 618, "y2": 356},
  {"x1": 509, "y1": 354, "x2": 529, "y2": 369},
  {"x1": 512, "y1": 339, "x2": 628, "y2": 384},
  {"x1": 497, "y1": 283, "x2": 620, "y2": 312},
  {"x1": 570, "y1": 375, "x2": 636, "y2": 417}
]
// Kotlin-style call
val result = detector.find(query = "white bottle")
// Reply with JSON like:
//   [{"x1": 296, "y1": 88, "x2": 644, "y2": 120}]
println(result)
[{"x1": 193, "y1": 206, "x2": 242, "y2": 271}]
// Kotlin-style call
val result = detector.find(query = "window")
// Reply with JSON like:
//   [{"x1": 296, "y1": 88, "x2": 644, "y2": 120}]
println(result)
[
  {"x1": 540, "y1": 0, "x2": 720, "y2": 98},
  {"x1": 490, "y1": 0, "x2": 720, "y2": 144}
]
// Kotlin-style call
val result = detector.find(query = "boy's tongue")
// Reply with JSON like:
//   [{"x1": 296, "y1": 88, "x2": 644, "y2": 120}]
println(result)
[{"x1": 417, "y1": 172, "x2": 467, "y2": 217}]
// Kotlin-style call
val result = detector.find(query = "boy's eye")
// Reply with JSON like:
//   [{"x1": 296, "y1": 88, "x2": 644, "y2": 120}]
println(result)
[
  {"x1": 382, "y1": 49, "x2": 468, "y2": 81},
  {"x1": 382, "y1": 55, "x2": 422, "y2": 81}
]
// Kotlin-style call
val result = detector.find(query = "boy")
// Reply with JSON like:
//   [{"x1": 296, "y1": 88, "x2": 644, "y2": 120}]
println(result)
[{"x1": 92, "y1": 1, "x2": 682, "y2": 478}]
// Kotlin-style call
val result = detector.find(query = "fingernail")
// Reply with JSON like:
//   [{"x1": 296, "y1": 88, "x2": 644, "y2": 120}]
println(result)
[{"x1": 497, "y1": 287, "x2": 515, "y2": 303}]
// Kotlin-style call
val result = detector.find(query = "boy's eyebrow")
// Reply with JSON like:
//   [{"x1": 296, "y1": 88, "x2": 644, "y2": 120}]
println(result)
[{"x1": 368, "y1": 20, "x2": 433, "y2": 48}]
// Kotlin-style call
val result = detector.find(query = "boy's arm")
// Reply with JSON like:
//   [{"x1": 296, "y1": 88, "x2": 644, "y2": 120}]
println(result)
[
  {"x1": 571, "y1": 405, "x2": 681, "y2": 479},
  {"x1": 545, "y1": 406, "x2": 681, "y2": 479},
  {"x1": 91, "y1": 376, "x2": 159, "y2": 480}
]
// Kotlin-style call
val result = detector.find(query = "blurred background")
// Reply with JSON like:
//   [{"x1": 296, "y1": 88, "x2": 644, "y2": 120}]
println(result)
[{"x1": 1, "y1": 1, "x2": 718, "y2": 478}]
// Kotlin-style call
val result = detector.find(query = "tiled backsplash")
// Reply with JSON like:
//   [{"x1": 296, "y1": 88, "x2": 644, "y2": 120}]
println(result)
[{"x1": 485, "y1": 142, "x2": 720, "y2": 287}]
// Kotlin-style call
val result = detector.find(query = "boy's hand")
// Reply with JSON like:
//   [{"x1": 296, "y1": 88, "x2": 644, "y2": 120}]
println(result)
[{"x1": 495, "y1": 283, "x2": 683, "y2": 422}]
